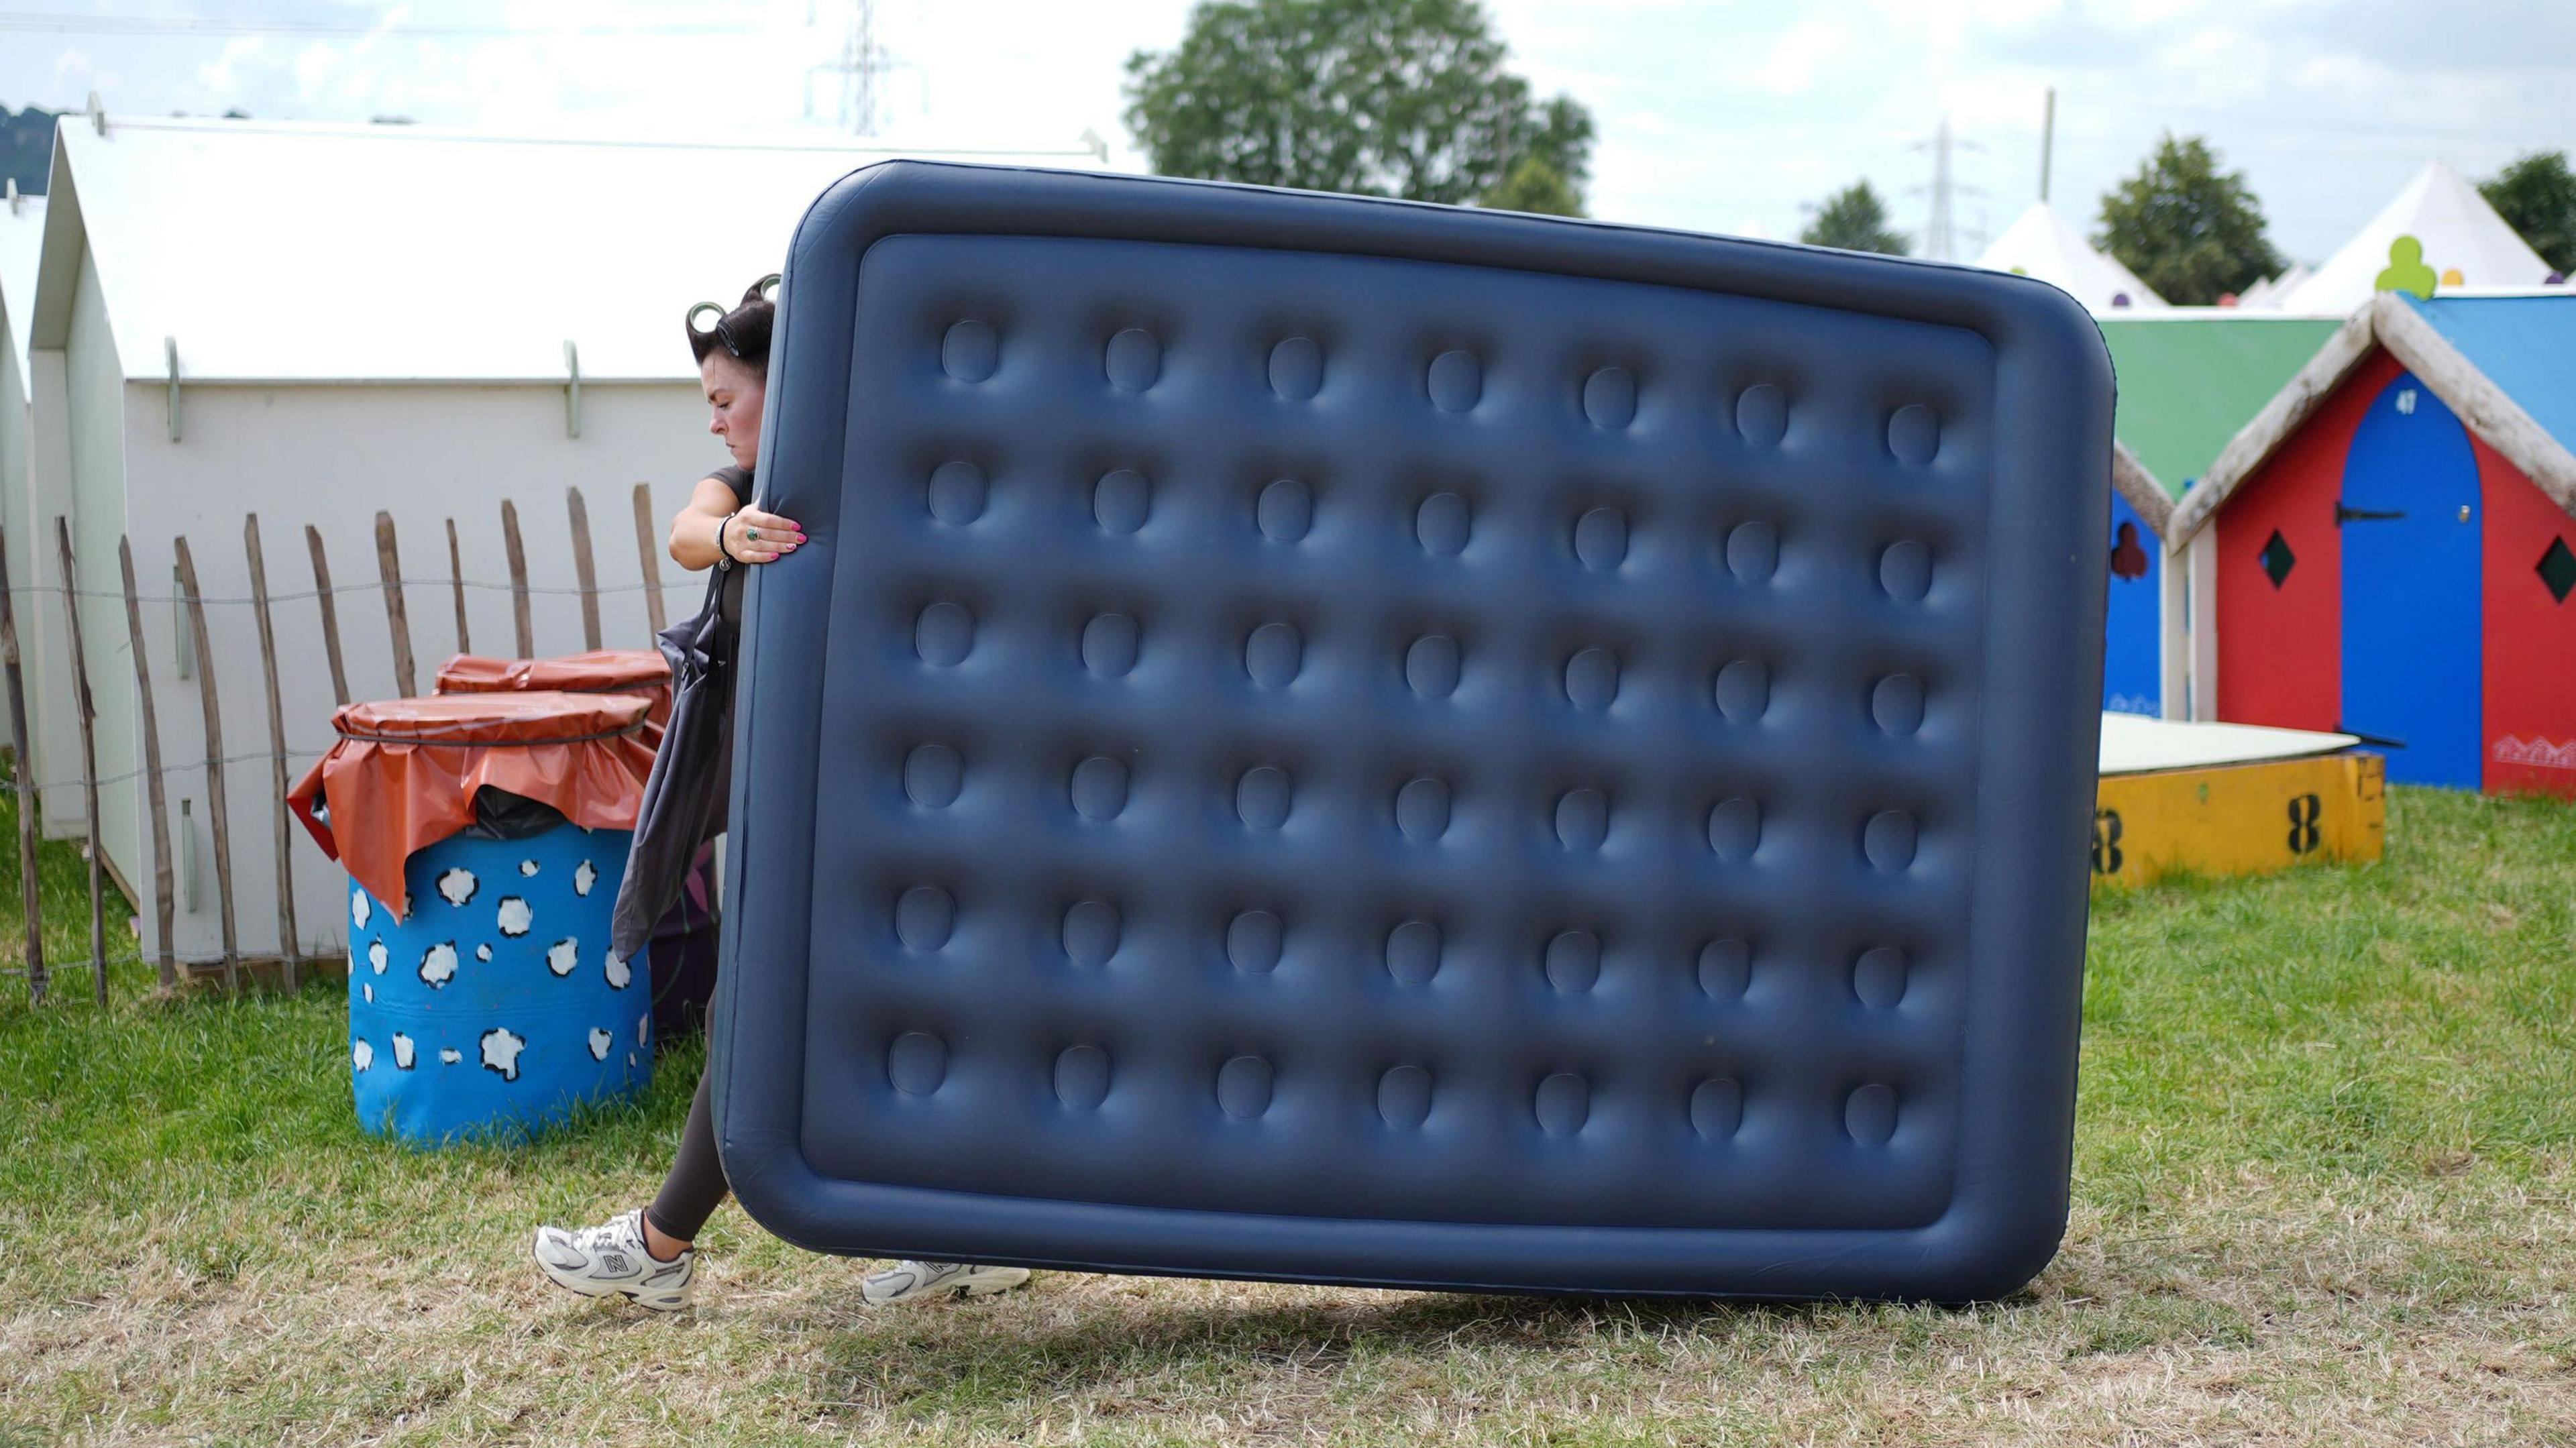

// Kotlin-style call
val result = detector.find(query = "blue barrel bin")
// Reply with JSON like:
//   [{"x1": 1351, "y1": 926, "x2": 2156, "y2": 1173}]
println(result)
[
  {"x1": 290, "y1": 688, "x2": 661, "y2": 1147},
  {"x1": 347, "y1": 820, "x2": 648, "y2": 1144}
]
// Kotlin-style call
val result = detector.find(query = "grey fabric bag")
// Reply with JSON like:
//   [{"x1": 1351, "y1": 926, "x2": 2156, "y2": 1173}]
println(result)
[{"x1": 608, "y1": 563, "x2": 742, "y2": 967}]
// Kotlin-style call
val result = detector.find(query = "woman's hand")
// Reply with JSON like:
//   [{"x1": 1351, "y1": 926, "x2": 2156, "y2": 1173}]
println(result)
[
  {"x1": 720, "y1": 507, "x2": 804, "y2": 565},
  {"x1": 670, "y1": 476, "x2": 804, "y2": 571}
]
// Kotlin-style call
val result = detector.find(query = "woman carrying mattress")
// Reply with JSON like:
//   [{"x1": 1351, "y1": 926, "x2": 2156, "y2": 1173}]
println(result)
[{"x1": 525, "y1": 277, "x2": 1034, "y2": 1313}]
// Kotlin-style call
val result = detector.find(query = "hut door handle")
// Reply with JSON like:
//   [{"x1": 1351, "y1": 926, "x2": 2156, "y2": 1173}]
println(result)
[{"x1": 2334, "y1": 503, "x2": 2406, "y2": 524}]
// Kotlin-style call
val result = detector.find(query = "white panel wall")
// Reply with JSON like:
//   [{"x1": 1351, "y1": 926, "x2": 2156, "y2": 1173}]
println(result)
[
  {"x1": 97, "y1": 379, "x2": 722, "y2": 964},
  {"x1": 27, "y1": 253, "x2": 125, "y2": 844},
  {"x1": 0, "y1": 337, "x2": 26, "y2": 752}
]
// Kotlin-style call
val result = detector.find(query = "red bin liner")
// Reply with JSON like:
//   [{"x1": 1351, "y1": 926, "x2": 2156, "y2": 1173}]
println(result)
[
  {"x1": 287, "y1": 691, "x2": 655, "y2": 922},
  {"x1": 435, "y1": 649, "x2": 673, "y2": 731}
]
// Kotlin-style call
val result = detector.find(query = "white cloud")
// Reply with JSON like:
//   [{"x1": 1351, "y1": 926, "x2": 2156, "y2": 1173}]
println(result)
[
  {"x1": 0, "y1": 0, "x2": 2565, "y2": 266},
  {"x1": 2149, "y1": 25, "x2": 2274, "y2": 104},
  {"x1": 194, "y1": 39, "x2": 264, "y2": 100},
  {"x1": 1760, "y1": 19, "x2": 1847, "y2": 96},
  {"x1": 2291, "y1": 52, "x2": 2390, "y2": 93}
]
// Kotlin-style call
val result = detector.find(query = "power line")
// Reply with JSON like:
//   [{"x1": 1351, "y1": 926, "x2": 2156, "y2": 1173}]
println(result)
[
  {"x1": 1909, "y1": 113, "x2": 1986, "y2": 263},
  {"x1": 0, "y1": 11, "x2": 761, "y2": 39}
]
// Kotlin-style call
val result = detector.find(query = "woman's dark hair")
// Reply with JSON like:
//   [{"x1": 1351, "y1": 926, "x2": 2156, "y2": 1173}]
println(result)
[{"x1": 686, "y1": 274, "x2": 779, "y2": 369}]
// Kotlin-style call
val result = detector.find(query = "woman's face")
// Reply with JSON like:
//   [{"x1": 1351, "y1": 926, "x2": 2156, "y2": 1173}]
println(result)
[{"x1": 700, "y1": 350, "x2": 767, "y2": 471}]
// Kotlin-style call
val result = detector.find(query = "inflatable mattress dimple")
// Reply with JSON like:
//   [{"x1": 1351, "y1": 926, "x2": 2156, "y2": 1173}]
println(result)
[{"x1": 716, "y1": 162, "x2": 2112, "y2": 1300}]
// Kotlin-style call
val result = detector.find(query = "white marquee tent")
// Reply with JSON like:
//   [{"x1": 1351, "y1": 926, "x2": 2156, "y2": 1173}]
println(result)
[
  {"x1": 24, "y1": 111, "x2": 1112, "y2": 967},
  {"x1": 2278, "y1": 160, "x2": 2554, "y2": 315},
  {"x1": 2235, "y1": 262, "x2": 2311, "y2": 311},
  {"x1": 1, "y1": 184, "x2": 43, "y2": 753},
  {"x1": 1973, "y1": 201, "x2": 2169, "y2": 313}
]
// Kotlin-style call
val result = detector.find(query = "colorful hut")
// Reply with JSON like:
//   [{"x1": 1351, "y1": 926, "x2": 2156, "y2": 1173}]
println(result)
[
  {"x1": 2094, "y1": 312, "x2": 2346, "y2": 718},
  {"x1": 2100, "y1": 445, "x2": 2172, "y2": 716},
  {"x1": 2167, "y1": 292, "x2": 2576, "y2": 793}
]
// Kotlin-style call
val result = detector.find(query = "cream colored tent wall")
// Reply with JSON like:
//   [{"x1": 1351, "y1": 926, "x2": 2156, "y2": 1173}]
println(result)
[
  {"x1": 24, "y1": 249, "x2": 122, "y2": 846},
  {"x1": 23, "y1": 113, "x2": 1108, "y2": 965},
  {"x1": 103, "y1": 380, "x2": 710, "y2": 964},
  {"x1": 0, "y1": 333, "x2": 25, "y2": 754},
  {"x1": 0, "y1": 192, "x2": 41, "y2": 759}
]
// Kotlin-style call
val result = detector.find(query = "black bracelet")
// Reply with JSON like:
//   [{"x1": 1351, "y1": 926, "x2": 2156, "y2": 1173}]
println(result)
[{"x1": 715, "y1": 509, "x2": 741, "y2": 569}]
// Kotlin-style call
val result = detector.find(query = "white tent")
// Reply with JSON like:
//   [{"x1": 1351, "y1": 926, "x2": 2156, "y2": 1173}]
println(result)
[
  {"x1": 2236, "y1": 262, "x2": 2311, "y2": 311},
  {"x1": 24, "y1": 112, "x2": 1110, "y2": 966},
  {"x1": 1, "y1": 185, "x2": 37, "y2": 384},
  {"x1": 2279, "y1": 161, "x2": 2553, "y2": 315},
  {"x1": 1, "y1": 186, "x2": 46, "y2": 753},
  {"x1": 1974, "y1": 201, "x2": 2169, "y2": 313}
]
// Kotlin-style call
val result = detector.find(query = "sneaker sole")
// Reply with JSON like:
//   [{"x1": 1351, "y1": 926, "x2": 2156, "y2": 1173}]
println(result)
[
  {"x1": 957, "y1": 1271, "x2": 1031, "y2": 1299},
  {"x1": 869, "y1": 1267, "x2": 1032, "y2": 1306}
]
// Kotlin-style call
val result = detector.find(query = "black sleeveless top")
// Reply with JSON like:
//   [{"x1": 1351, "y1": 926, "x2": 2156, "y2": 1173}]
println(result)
[{"x1": 709, "y1": 464, "x2": 754, "y2": 507}]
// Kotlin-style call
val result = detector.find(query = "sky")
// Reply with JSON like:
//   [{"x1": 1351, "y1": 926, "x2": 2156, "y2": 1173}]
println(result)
[{"x1": 5, "y1": 0, "x2": 2571, "y2": 268}]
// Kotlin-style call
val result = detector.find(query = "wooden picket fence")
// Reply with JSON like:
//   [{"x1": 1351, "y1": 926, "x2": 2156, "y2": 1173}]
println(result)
[{"x1": 0, "y1": 483, "x2": 677, "y2": 1005}]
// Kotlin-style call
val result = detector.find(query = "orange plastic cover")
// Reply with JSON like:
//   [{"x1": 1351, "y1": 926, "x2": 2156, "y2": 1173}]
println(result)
[
  {"x1": 287, "y1": 691, "x2": 655, "y2": 922},
  {"x1": 435, "y1": 650, "x2": 673, "y2": 728}
]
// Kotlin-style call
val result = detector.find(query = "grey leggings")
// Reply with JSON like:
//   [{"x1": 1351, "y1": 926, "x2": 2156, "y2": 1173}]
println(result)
[{"x1": 643, "y1": 1065, "x2": 727, "y2": 1241}]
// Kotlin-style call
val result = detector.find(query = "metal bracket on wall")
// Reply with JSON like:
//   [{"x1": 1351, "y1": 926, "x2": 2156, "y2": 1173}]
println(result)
[
  {"x1": 564, "y1": 339, "x2": 582, "y2": 439},
  {"x1": 164, "y1": 337, "x2": 181, "y2": 443},
  {"x1": 178, "y1": 798, "x2": 199, "y2": 912}
]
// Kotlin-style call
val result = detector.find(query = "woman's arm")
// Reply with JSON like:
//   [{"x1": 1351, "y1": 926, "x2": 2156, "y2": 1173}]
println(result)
[{"x1": 668, "y1": 476, "x2": 803, "y2": 571}]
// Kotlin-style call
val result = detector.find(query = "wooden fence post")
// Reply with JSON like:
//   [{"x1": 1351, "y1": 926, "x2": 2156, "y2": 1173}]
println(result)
[
  {"x1": 0, "y1": 528, "x2": 46, "y2": 1003},
  {"x1": 119, "y1": 538, "x2": 177, "y2": 992},
  {"x1": 568, "y1": 487, "x2": 600, "y2": 651},
  {"x1": 53, "y1": 519, "x2": 107, "y2": 1005},
  {"x1": 374, "y1": 512, "x2": 415, "y2": 697},
  {"x1": 501, "y1": 500, "x2": 533, "y2": 658},
  {"x1": 445, "y1": 518, "x2": 470, "y2": 658},
  {"x1": 632, "y1": 483, "x2": 666, "y2": 636},
  {"x1": 244, "y1": 516, "x2": 301, "y2": 992},
  {"x1": 172, "y1": 538, "x2": 239, "y2": 992},
  {"x1": 304, "y1": 526, "x2": 350, "y2": 708}
]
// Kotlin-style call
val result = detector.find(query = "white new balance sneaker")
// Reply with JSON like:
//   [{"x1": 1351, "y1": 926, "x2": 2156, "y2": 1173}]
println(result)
[
  {"x1": 531, "y1": 1208, "x2": 696, "y2": 1312},
  {"x1": 860, "y1": 1260, "x2": 1032, "y2": 1306}
]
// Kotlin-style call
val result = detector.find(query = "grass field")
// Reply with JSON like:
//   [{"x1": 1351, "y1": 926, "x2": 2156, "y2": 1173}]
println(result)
[{"x1": 3, "y1": 781, "x2": 2574, "y2": 1445}]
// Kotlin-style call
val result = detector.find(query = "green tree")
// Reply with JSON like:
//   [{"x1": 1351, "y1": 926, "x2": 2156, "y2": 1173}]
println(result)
[
  {"x1": 1800, "y1": 180, "x2": 1909, "y2": 255},
  {"x1": 2479, "y1": 150, "x2": 2576, "y2": 275},
  {"x1": 2094, "y1": 134, "x2": 2284, "y2": 305},
  {"x1": 1124, "y1": 0, "x2": 1596, "y2": 215},
  {"x1": 1, "y1": 104, "x2": 60, "y2": 195}
]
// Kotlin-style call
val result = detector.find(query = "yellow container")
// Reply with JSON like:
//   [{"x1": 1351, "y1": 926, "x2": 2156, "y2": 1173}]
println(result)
[{"x1": 2090, "y1": 751, "x2": 2385, "y2": 889}]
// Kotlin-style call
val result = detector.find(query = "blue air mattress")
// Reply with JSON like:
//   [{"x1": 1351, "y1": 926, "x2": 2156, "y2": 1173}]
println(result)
[{"x1": 714, "y1": 162, "x2": 2112, "y2": 1300}]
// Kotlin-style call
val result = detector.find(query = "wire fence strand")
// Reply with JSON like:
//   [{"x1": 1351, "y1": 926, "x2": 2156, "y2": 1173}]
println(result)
[{"x1": 3, "y1": 575, "x2": 679, "y2": 606}]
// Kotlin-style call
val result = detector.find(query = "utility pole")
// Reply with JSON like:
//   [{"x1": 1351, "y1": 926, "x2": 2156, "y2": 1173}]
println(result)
[
  {"x1": 1910, "y1": 113, "x2": 1986, "y2": 262},
  {"x1": 807, "y1": 0, "x2": 891, "y2": 136},
  {"x1": 2039, "y1": 86, "x2": 2057, "y2": 203}
]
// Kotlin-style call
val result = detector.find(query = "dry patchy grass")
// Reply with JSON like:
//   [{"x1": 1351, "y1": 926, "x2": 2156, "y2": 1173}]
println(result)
[{"x1": 5, "y1": 785, "x2": 2575, "y2": 1445}]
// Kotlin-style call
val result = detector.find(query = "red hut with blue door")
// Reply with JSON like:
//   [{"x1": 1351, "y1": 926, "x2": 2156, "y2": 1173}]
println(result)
[{"x1": 2169, "y1": 292, "x2": 2576, "y2": 794}]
